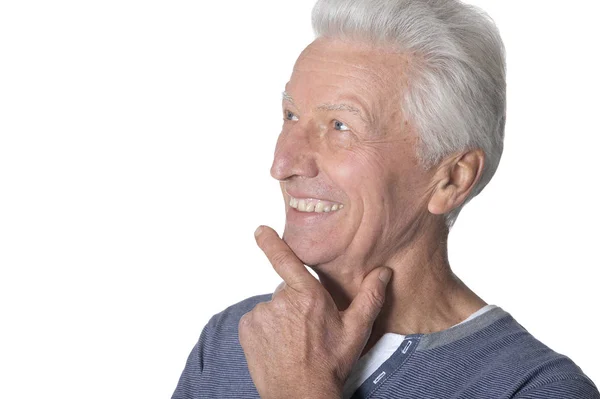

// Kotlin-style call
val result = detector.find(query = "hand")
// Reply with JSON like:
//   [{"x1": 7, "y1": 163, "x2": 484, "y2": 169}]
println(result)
[{"x1": 238, "y1": 226, "x2": 393, "y2": 399}]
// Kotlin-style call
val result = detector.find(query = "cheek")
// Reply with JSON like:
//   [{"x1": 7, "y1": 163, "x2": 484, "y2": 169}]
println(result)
[
  {"x1": 325, "y1": 130, "x2": 357, "y2": 150},
  {"x1": 323, "y1": 145, "x2": 391, "y2": 212},
  {"x1": 335, "y1": 144, "x2": 388, "y2": 182},
  {"x1": 328, "y1": 143, "x2": 427, "y2": 212}
]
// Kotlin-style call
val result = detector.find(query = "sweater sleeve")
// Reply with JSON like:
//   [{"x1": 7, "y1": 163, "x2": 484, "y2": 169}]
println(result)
[
  {"x1": 514, "y1": 378, "x2": 600, "y2": 399},
  {"x1": 171, "y1": 320, "x2": 213, "y2": 399}
]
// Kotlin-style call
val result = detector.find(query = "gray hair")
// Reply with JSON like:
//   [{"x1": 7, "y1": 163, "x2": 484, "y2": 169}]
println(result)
[{"x1": 312, "y1": 0, "x2": 506, "y2": 228}]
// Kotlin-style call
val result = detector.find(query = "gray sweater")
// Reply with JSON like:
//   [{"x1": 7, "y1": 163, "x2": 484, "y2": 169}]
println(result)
[{"x1": 172, "y1": 294, "x2": 599, "y2": 398}]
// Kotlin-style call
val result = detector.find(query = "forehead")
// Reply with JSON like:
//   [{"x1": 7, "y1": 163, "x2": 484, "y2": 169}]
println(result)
[{"x1": 286, "y1": 37, "x2": 411, "y2": 109}]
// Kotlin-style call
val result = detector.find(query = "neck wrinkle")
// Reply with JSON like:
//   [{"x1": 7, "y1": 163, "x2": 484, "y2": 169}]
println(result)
[
  {"x1": 316, "y1": 216, "x2": 451, "y2": 312},
  {"x1": 313, "y1": 219, "x2": 486, "y2": 356}
]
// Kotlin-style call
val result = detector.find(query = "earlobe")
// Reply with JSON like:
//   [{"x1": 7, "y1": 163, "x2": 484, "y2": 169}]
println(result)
[{"x1": 427, "y1": 149, "x2": 485, "y2": 215}]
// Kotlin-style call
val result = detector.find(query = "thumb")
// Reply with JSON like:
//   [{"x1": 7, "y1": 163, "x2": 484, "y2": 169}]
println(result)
[{"x1": 343, "y1": 267, "x2": 392, "y2": 331}]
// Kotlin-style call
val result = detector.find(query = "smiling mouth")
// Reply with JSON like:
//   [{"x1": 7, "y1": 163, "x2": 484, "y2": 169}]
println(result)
[{"x1": 288, "y1": 196, "x2": 344, "y2": 213}]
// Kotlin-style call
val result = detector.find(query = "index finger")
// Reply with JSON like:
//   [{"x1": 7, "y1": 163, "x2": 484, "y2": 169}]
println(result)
[{"x1": 254, "y1": 225, "x2": 319, "y2": 291}]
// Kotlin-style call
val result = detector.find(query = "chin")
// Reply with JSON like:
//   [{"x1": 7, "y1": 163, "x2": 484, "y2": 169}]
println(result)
[{"x1": 282, "y1": 228, "x2": 338, "y2": 267}]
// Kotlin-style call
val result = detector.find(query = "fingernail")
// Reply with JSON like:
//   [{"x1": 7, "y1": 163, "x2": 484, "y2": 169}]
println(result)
[
  {"x1": 379, "y1": 268, "x2": 392, "y2": 284},
  {"x1": 254, "y1": 226, "x2": 264, "y2": 237}
]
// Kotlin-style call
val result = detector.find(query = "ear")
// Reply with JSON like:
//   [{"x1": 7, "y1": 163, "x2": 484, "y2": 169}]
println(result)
[{"x1": 428, "y1": 149, "x2": 485, "y2": 215}]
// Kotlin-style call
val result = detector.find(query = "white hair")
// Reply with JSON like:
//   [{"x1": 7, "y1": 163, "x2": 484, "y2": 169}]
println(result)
[{"x1": 312, "y1": 0, "x2": 506, "y2": 228}]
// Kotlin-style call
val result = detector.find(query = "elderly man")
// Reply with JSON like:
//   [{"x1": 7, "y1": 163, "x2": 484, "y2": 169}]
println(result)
[{"x1": 173, "y1": 0, "x2": 599, "y2": 398}]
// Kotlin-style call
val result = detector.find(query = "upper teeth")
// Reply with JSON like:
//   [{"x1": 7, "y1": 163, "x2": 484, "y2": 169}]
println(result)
[{"x1": 289, "y1": 197, "x2": 344, "y2": 213}]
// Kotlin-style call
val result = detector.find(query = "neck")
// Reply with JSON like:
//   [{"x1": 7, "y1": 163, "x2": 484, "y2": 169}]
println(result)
[{"x1": 313, "y1": 222, "x2": 486, "y2": 357}]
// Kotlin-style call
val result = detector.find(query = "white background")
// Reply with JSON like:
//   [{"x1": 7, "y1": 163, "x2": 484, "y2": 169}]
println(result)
[{"x1": 0, "y1": 1, "x2": 598, "y2": 397}]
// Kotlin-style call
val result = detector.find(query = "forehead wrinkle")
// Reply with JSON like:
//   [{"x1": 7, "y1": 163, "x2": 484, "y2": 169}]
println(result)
[
  {"x1": 297, "y1": 51, "x2": 393, "y2": 90},
  {"x1": 291, "y1": 66, "x2": 388, "y2": 122}
]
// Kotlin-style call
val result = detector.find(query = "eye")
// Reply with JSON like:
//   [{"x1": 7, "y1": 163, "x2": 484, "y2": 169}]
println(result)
[
  {"x1": 284, "y1": 109, "x2": 298, "y2": 121},
  {"x1": 333, "y1": 120, "x2": 349, "y2": 131}
]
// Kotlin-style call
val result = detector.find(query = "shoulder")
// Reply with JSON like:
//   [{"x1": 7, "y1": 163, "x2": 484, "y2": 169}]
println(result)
[
  {"x1": 513, "y1": 377, "x2": 600, "y2": 398},
  {"x1": 476, "y1": 310, "x2": 598, "y2": 395},
  {"x1": 503, "y1": 320, "x2": 600, "y2": 397},
  {"x1": 482, "y1": 311, "x2": 599, "y2": 397},
  {"x1": 411, "y1": 307, "x2": 599, "y2": 397}
]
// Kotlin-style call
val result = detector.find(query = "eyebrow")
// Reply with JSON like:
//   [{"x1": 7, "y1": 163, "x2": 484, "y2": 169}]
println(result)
[
  {"x1": 282, "y1": 91, "x2": 368, "y2": 123},
  {"x1": 282, "y1": 91, "x2": 296, "y2": 106},
  {"x1": 315, "y1": 103, "x2": 362, "y2": 116}
]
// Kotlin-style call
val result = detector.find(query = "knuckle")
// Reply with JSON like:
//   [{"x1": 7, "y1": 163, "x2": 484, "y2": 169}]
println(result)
[
  {"x1": 271, "y1": 296, "x2": 286, "y2": 312},
  {"x1": 238, "y1": 312, "x2": 251, "y2": 332},
  {"x1": 293, "y1": 291, "x2": 320, "y2": 312},
  {"x1": 253, "y1": 302, "x2": 267, "y2": 313},
  {"x1": 365, "y1": 289, "x2": 385, "y2": 309},
  {"x1": 271, "y1": 296, "x2": 288, "y2": 313},
  {"x1": 251, "y1": 302, "x2": 273, "y2": 320},
  {"x1": 272, "y1": 281, "x2": 286, "y2": 296},
  {"x1": 304, "y1": 292, "x2": 320, "y2": 307},
  {"x1": 270, "y1": 250, "x2": 293, "y2": 267}
]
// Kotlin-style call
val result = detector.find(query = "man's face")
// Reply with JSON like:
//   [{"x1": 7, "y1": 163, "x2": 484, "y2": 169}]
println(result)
[{"x1": 271, "y1": 37, "x2": 435, "y2": 271}]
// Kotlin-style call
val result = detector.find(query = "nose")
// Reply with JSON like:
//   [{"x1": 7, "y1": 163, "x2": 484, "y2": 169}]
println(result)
[{"x1": 270, "y1": 125, "x2": 319, "y2": 181}]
